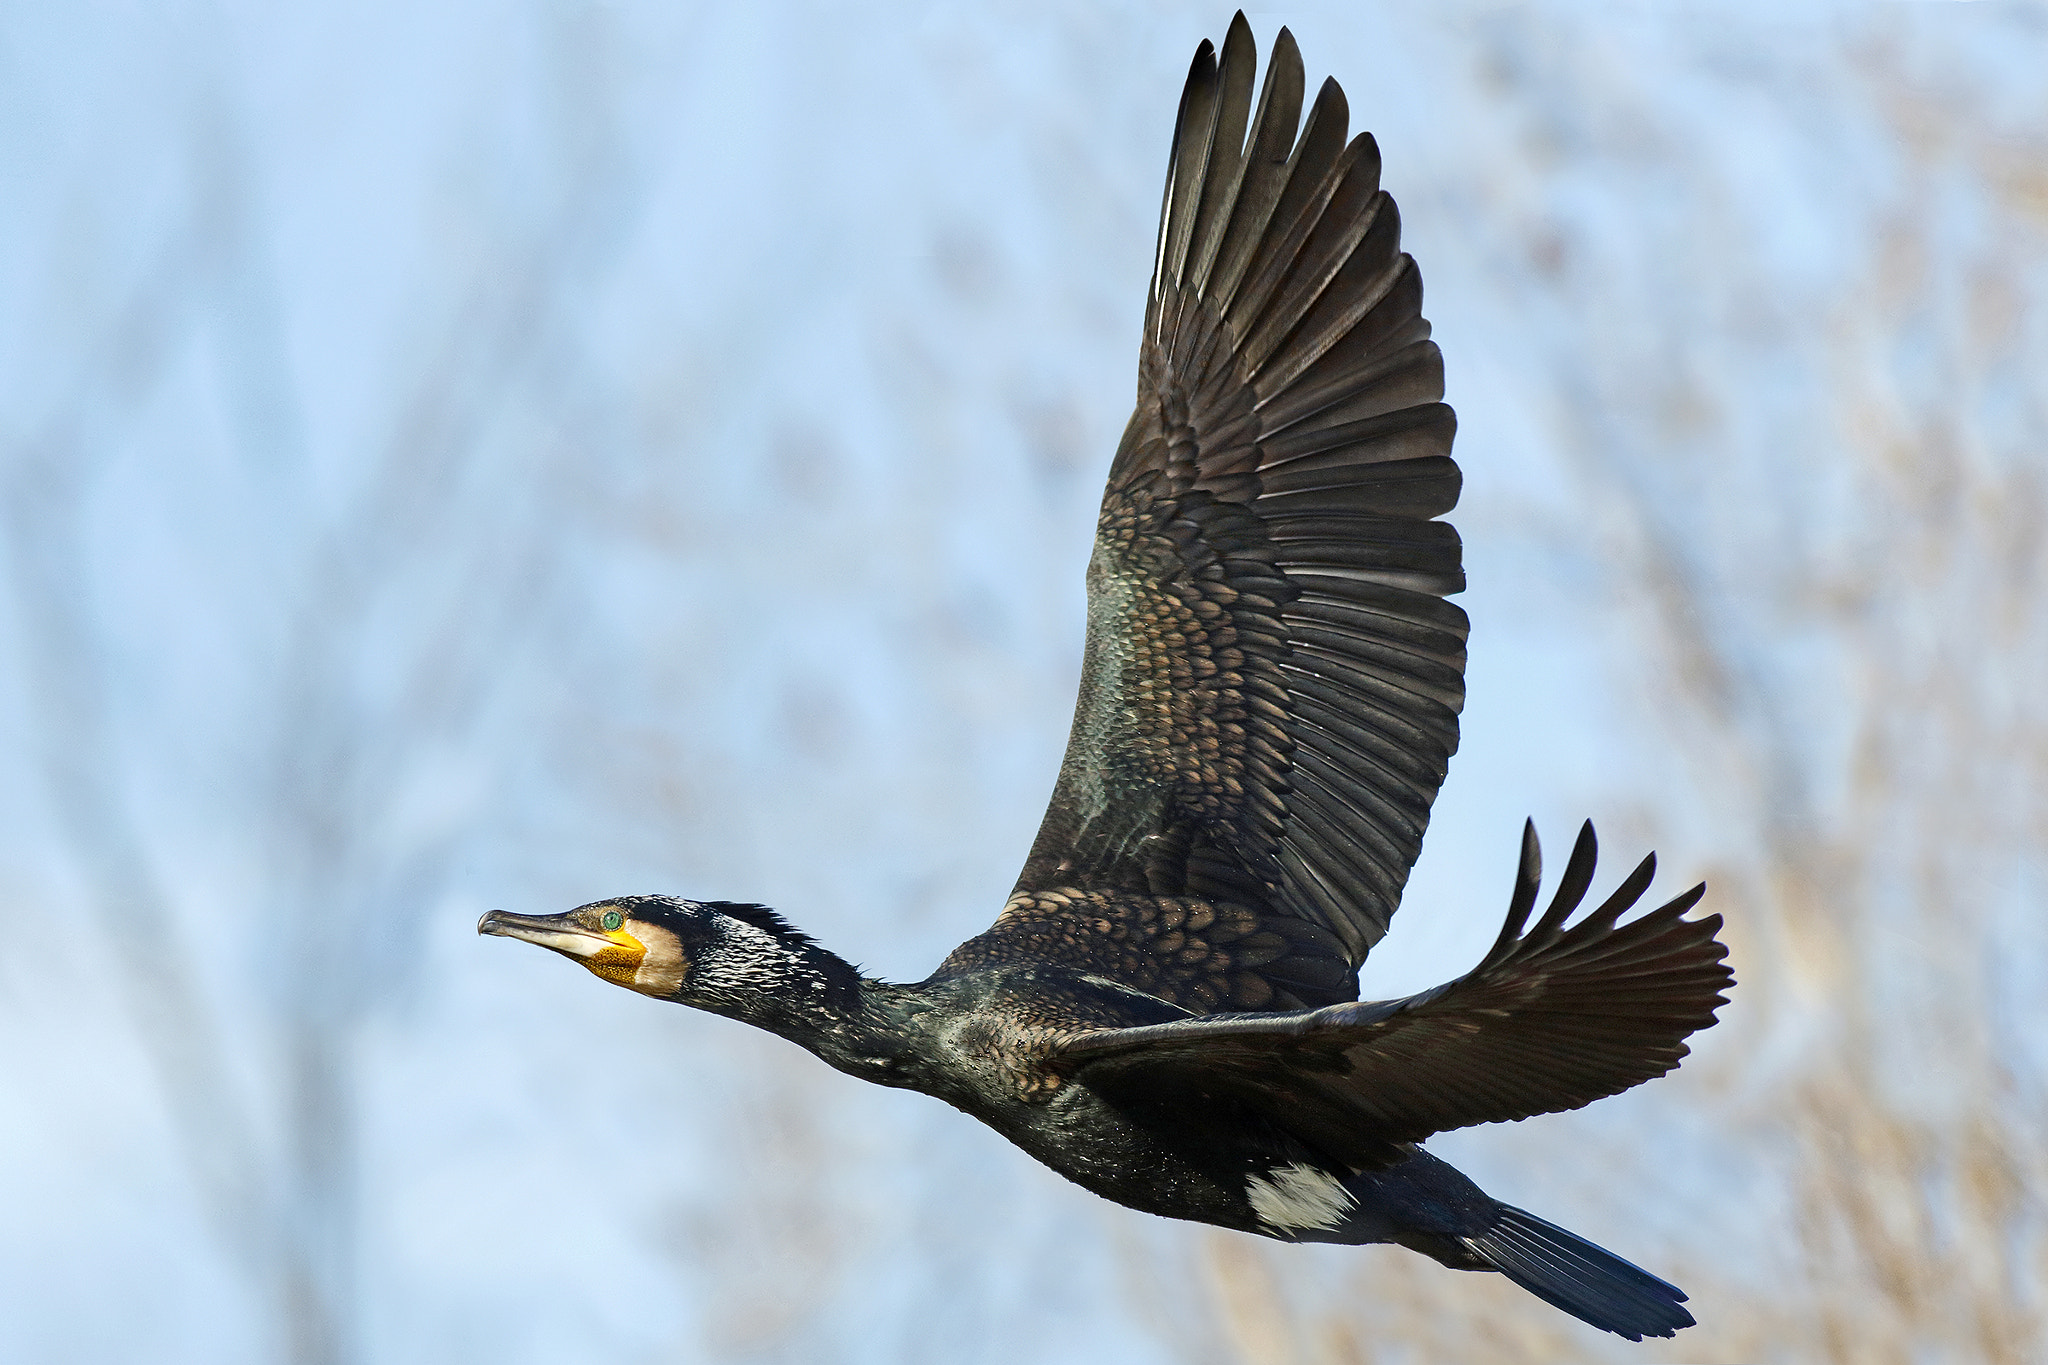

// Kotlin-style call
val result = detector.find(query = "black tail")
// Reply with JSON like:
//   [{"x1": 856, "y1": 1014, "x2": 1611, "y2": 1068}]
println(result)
[{"x1": 1463, "y1": 1205, "x2": 1695, "y2": 1341}]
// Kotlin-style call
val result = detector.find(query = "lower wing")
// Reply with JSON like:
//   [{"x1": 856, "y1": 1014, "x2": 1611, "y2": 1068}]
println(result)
[{"x1": 1051, "y1": 821, "x2": 1733, "y2": 1169}]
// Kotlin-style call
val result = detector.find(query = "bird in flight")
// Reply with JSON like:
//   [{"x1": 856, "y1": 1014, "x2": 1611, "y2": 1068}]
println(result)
[{"x1": 482, "y1": 14, "x2": 1732, "y2": 1341}]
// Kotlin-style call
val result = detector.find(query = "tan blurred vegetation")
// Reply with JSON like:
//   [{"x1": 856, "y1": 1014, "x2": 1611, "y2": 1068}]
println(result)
[
  {"x1": 1087, "y1": 24, "x2": 2048, "y2": 1365},
  {"x1": 5, "y1": 7, "x2": 2043, "y2": 1364}
]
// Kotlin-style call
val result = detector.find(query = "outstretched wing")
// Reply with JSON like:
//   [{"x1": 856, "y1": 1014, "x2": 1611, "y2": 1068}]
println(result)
[
  {"x1": 957, "y1": 18, "x2": 1464, "y2": 1006},
  {"x1": 1048, "y1": 823, "x2": 1733, "y2": 1169}
]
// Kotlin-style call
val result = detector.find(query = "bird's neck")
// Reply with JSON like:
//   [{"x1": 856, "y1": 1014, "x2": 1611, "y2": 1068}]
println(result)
[
  {"x1": 690, "y1": 934, "x2": 931, "y2": 1086},
  {"x1": 753, "y1": 977, "x2": 934, "y2": 1087}
]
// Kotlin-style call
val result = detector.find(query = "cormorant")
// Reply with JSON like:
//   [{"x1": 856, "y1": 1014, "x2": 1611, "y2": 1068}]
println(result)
[{"x1": 481, "y1": 15, "x2": 1732, "y2": 1341}]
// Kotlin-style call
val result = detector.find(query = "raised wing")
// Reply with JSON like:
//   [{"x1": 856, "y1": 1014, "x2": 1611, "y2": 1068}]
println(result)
[
  {"x1": 1048, "y1": 823, "x2": 1733, "y2": 1169},
  {"x1": 967, "y1": 18, "x2": 1463, "y2": 1006}
]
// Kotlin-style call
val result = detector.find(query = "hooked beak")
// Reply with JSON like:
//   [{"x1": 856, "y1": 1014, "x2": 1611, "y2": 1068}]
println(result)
[{"x1": 477, "y1": 908, "x2": 613, "y2": 961}]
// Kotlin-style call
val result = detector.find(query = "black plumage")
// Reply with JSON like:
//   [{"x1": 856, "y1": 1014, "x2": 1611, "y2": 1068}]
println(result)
[{"x1": 481, "y1": 15, "x2": 1732, "y2": 1343}]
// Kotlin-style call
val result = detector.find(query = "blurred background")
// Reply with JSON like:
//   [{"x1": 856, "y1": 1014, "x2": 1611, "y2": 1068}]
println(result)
[{"x1": 3, "y1": 3, "x2": 2045, "y2": 1361}]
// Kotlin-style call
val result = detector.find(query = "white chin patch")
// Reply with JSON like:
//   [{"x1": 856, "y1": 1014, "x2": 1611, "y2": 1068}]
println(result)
[
  {"x1": 630, "y1": 922, "x2": 687, "y2": 995},
  {"x1": 1247, "y1": 1163, "x2": 1356, "y2": 1234}
]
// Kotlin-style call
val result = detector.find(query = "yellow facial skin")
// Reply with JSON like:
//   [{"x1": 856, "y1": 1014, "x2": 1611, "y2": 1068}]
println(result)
[{"x1": 583, "y1": 926, "x2": 648, "y2": 988}]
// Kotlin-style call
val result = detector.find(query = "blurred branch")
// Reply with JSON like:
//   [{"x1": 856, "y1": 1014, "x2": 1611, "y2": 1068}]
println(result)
[
  {"x1": 1545, "y1": 31, "x2": 2048, "y2": 1363},
  {"x1": 2, "y1": 182, "x2": 276, "y2": 1275},
  {"x1": 3, "y1": 9, "x2": 638, "y2": 1362}
]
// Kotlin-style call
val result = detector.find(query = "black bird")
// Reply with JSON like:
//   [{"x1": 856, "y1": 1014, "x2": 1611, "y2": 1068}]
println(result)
[{"x1": 481, "y1": 15, "x2": 1732, "y2": 1342}]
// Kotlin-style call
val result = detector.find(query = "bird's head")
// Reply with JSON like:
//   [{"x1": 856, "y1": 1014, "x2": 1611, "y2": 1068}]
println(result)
[{"x1": 477, "y1": 895, "x2": 860, "y2": 1012}]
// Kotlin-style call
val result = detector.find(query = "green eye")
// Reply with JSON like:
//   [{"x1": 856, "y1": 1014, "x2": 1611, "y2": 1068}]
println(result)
[{"x1": 600, "y1": 910, "x2": 623, "y2": 931}]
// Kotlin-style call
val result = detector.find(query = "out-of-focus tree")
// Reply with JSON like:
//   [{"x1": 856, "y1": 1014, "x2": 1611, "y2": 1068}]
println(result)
[
  {"x1": 1, "y1": 12, "x2": 638, "y2": 1361},
  {"x1": 4, "y1": 6, "x2": 2043, "y2": 1364}
]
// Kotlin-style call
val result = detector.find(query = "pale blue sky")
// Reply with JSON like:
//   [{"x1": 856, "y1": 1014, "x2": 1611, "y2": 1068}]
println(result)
[{"x1": 4, "y1": 4, "x2": 2043, "y2": 1361}]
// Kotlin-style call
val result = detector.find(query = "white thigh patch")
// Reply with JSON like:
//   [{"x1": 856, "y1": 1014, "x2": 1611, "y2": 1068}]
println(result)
[{"x1": 1246, "y1": 1163, "x2": 1356, "y2": 1233}]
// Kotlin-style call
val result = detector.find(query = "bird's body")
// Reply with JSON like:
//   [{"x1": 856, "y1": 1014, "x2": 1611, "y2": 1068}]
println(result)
[{"x1": 482, "y1": 14, "x2": 1733, "y2": 1342}]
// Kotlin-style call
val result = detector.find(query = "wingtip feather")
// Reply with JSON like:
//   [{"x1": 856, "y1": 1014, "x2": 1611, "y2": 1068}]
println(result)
[
  {"x1": 1483, "y1": 821, "x2": 1543, "y2": 962},
  {"x1": 1530, "y1": 820, "x2": 1599, "y2": 940}
]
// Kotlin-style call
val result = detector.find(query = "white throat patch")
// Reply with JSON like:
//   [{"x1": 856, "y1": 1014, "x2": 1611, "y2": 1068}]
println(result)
[
  {"x1": 1246, "y1": 1163, "x2": 1356, "y2": 1234},
  {"x1": 629, "y1": 921, "x2": 687, "y2": 995}
]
